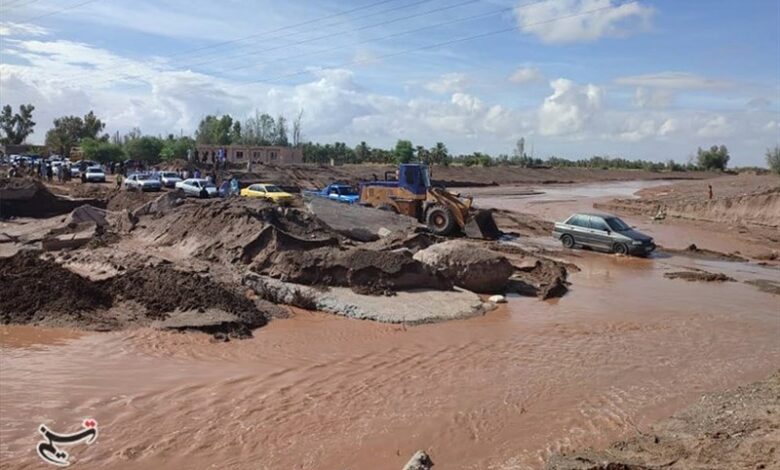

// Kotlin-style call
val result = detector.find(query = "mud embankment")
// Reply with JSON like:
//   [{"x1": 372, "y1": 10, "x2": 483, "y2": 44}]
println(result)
[
  {"x1": 547, "y1": 371, "x2": 780, "y2": 470},
  {"x1": 595, "y1": 175, "x2": 780, "y2": 230}
]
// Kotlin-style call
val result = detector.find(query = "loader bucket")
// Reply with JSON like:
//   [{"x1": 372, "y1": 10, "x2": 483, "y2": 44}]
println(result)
[{"x1": 463, "y1": 209, "x2": 501, "y2": 240}]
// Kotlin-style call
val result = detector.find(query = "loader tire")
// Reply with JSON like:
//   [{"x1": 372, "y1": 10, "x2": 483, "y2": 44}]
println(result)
[{"x1": 426, "y1": 204, "x2": 455, "y2": 236}]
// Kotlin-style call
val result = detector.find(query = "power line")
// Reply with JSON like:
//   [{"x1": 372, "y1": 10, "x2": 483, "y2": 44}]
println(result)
[
  {"x1": 47, "y1": 0, "x2": 438, "y2": 85},
  {"x1": 13, "y1": 0, "x2": 101, "y2": 24},
  {"x1": 88, "y1": 0, "x2": 539, "y2": 89},
  {"x1": 237, "y1": 1, "x2": 639, "y2": 87}
]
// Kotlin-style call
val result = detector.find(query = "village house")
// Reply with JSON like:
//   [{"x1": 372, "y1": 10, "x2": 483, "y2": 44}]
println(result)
[{"x1": 195, "y1": 145, "x2": 303, "y2": 165}]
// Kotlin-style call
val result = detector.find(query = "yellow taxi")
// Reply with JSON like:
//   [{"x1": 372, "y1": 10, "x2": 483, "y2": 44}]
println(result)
[{"x1": 240, "y1": 183, "x2": 294, "y2": 205}]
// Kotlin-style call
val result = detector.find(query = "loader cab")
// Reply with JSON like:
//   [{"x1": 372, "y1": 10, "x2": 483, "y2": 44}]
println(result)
[{"x1": 396, "y1": 164, "x2": 430, "y2": 196}]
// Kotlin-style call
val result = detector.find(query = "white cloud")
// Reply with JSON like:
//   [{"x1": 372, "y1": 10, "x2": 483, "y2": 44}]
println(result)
[
  {"x1": 658, "y1": 118, "x2": 678, "y2": 136},
  {"x1": 516, "y1": 0, "x2": 654, "y2": 44},
  {"x1": 538, "y1": 78, "x2": 603, "y2": 136},
  {"x1": 615, "y1": 72, "x2": 730, "y2": 89},
  {"x1": 763, "y1": 121, "x2": 779, "y2": 132},
  {"x1": 0, "y1": 22, "x2": 50, "y2": 37},
  {"x1": 424, "y1": 73, "x2": 469, "y2": 94},
  {"x1": 697, "y1": 115, "x2": 733, "y2": 138},
  {"x1": 634, "y1": 86, "x2": 674, "y2": 109},
  {"x1": 509, "y1": 67, "x2": 543, "y2": 84}
]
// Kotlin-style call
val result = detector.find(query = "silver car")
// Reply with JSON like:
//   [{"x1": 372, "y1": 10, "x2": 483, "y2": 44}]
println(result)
[
  {"x1": 553, "y1": 212, "x2": 655, "y2": 256},
  {"x1": 125, "y1": 173, "x2": 162, "y2": 192},
  {"x1": 84, "y1": 166, "x2": 106, "y2": 183},
  {"x1": 159, "y1": 171, "x2": 182, "y2": 188},
  {"x1": 175, "y1": 178, "x2": 218, "y2": 198}
]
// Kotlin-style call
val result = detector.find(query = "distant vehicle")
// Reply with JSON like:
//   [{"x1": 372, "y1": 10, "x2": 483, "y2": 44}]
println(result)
[
  {"x1": 125, "y1": 173, "x2": 162, "y2": 192},
  {"x1": 303, "y1": 183, "x2": 359, "y2": 204},
  {"x1": 240, "y1": 183, "x2": 294, "y2": 204},
  {"x1": 176, "y1": 178, "x2": 218, "y2": 198},
  {"x1": 553, "y1": 213, "x2": 655, "y2": 256},
  {"x1": 158, "y1": 171, "x2": 182, "y2": 188},
  {"x1": 70, "y1": 165, "x2": 82, "y2": 178},
  {"x1": 83, "y1": 166, "x2": 106, "y2": 183}
]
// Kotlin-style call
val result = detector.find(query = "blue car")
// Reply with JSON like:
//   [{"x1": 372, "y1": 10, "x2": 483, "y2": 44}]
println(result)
[{"x1": 303, "y1": 183, "x2": 359, "y2": 204}]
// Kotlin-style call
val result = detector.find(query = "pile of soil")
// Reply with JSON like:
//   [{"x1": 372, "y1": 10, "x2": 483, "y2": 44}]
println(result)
[
  {"x1": 0, "y1": 250, "x2": 113, "y2": 322},
  {"x1": 664, "y1": 270, "x2": 736, "y2": 282},
  {"x1": 546, "y1": 372, "x2": 780, "y2": 470},
  {"x1": 0, "y1": 251, "x2": 268, "y2": 338},
  {"x1": 491, "y1": 209, "x2": 553, "y2": 237},
  {"x1": 105, "y1": 188, "x2": 160, "y2": 212},
  {"x1": 137, "y1": 198, "x2": 339, "y2": 263},
  {"x1": 255, "y1": 246, "x2": 452, "y2": 295},
  {"x1": 0, "y1": 178, "x2": 102, "y2": 218}
]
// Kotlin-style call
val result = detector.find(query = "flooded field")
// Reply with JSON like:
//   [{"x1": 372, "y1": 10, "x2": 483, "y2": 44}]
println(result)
[{"x1": 1, "y1": 181, "x2": 778, "y2": 470}]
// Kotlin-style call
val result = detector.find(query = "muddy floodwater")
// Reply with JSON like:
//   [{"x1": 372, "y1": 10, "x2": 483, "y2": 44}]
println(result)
[{"x1": 2, "y1": 182, "x2": 779, "y2": 470}]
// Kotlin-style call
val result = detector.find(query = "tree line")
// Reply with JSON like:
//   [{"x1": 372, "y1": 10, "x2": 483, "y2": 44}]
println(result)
[{"x1": 1, "y1": 103, "x2": 778, "y2": 173}]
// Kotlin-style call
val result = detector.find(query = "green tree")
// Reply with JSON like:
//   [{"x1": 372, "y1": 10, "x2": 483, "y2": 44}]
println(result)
[
  {"x1": 394, "y1": 139, "x2": 414, "y2": 164},
  {"x1": 195, "y1": 115, "x2": 234, "y2": 145},
  {"x1": 696, "y1": 145, "x2": 730, "y2": 170},
  {"x1": 44, "y1": 111, "x2": 106, "y2": 156},
  {"x1": 428, "y1": 142, "x2": 450, "y2": 166},
  {"x1": 0, "y1": 104, "x2": 36, "y2": 145},
  {"x1": 274, "y1": 115, "x2": 289, "y2": 146},
  {"x1": 125, "y1": 136, "x2": 164, "y2": 163},
  {"x1": 81, "y1": 138, "x2": 125, "y2": 163},
  {"x1": 766, "y1": 145, "x2": 780, "y2": 174},
  {"x1": 159, "y1": 136, "x2": 195, "y2": 161},
  {"x1": 354, "y1": 141, "x2": 370, "y2": 162}
]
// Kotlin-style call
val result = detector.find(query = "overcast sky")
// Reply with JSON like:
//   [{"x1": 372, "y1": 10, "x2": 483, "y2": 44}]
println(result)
[{"x1": 1, "y1": 0, "x2": 778, "y2": 165}]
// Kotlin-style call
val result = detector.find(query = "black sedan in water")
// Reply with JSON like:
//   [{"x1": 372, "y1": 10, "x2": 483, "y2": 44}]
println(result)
[{"x1": 553, "y1": 213, "x2": 655, "y2": 256}]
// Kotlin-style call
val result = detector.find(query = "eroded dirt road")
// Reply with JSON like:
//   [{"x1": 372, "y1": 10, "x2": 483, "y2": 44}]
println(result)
[{"x1": 1, "y1": 181, "x2": 779, "y2": 470}]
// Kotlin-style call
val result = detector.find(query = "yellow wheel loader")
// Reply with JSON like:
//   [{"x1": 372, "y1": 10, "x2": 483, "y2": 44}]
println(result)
[{"x1": 358, "y1": 164, "x2": 501, "y2": 239}]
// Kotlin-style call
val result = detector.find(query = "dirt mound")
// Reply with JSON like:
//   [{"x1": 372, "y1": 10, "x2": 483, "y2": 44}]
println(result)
[
  {"x1": 0, "y1": 251, "x2": 268, "y2": 338},
  {"x1": 510, "y1": 259, "x2": 570, "y2": 300},
  {"x1": 254, "y1": 246, "x2": 452, "y2": 295},
  {"x1": 0, "y1": 178, "x2": 102, "y2": 218},
  {"x1": 0, "y1": 251, "x2": 113, "y2": 323},
  {"x1": 546, "y1": 371, "x2": 780, "y2": 470},
  {"x1": 106, "y1": 188, "x2": 161, "y2": 212},
  {"x1": 137, "y1": 198, "x2": 339, "y2": 262},
  {"x1": 664, "y1": 270, "x2": 735, "y2": 282},
  {"x1": 107, "y1": 264, "x2": 267, "y2": 335},
  {"x1": 413, "y1": 240, "x2": 514, "y2": 293}
]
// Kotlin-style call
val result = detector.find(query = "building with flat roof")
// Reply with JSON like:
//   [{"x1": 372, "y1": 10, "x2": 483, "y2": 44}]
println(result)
[{"x1": 196, "y1": 145, "x2": 303, "y2": 165}]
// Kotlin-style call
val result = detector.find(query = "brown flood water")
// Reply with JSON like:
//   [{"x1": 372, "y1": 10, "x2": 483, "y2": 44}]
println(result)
[{"x1": 2, "y1": 182, "x2": 779, "y2": 470}]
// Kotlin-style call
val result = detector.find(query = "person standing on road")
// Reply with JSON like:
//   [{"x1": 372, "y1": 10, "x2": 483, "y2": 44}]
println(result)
[
  {"x1": 708, "y1": 184, "x2": 713, "y2": 200},
  {"x1": 230, "y1": 176, "x2": 239, "y2": 196}
]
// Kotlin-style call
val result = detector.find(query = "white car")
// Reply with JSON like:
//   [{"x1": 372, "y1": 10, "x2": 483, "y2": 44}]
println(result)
[
  {"x1": 125, "y1": 173, "x2": 162, "y2": 192},
  {"x1": 175, "y1": 178, "x2": 218, "y2": 198},
  {"x1": 159, "y1": 171, "x2": 183, "y2": 188},
  {"x1": 84, "y1": 166, "x2": 106, "y2": 183}
]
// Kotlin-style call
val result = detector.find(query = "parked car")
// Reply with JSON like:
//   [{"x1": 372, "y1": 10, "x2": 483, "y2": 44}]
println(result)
[
  {"x1": 83, "y1": 166, "x2": 106, "y2": 183},
  {"x1": 553, "y1": 212, "x2": 655, "y2": 256},
  {"x1": 70, "y1": 165, "x2": 82, "y2": 178},
  {"x1": 158, "y1": 171, "x2": 182, "y2": 188},
  {"x1": 240, "y1": 183, "x2": 294, "y2": 204},
  {"x1": 125, "y1": 173, "x2": 162, "y2": 192},
  {"x1": 175, "y1": 178, "x2": 218, "y2": 198},
  {"x1": 302, "y1": 183, "x2": 359, "y2": 204}
]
